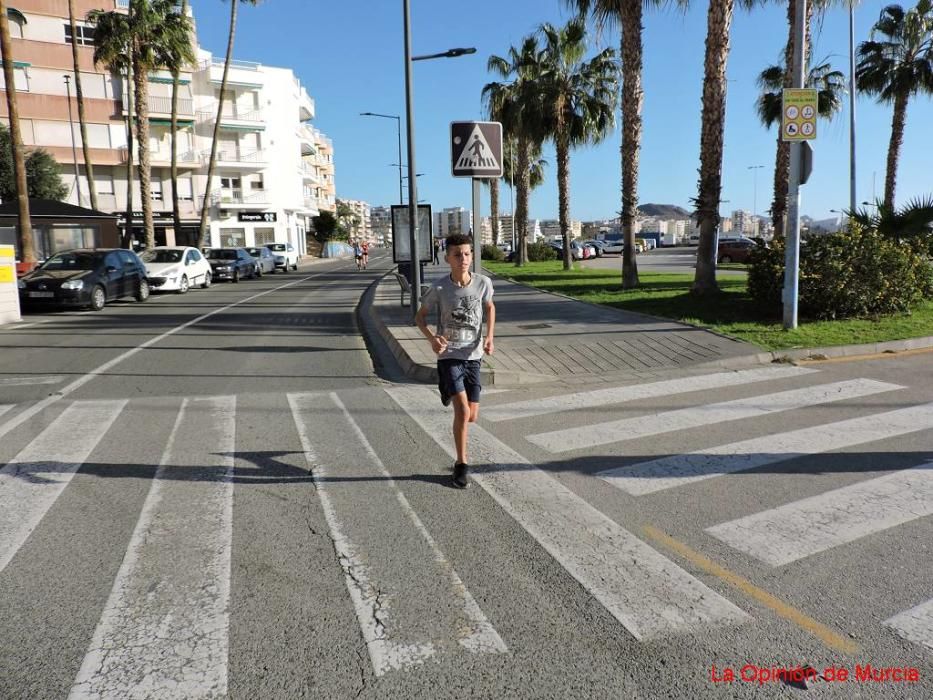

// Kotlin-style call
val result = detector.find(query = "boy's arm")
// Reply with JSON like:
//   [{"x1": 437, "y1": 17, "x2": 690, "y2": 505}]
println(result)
[
  {"x1": 415, "y1": 302, "x2": 448, "y2": 355},
  {"x1": 483, "y1": 300, "x2": 495, "y2": 355}
]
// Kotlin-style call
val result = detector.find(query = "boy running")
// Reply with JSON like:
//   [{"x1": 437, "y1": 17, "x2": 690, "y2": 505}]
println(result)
[
  {"x1": 416, "y1": 233, "x2": 495, "y2": 489},
  {"x1": 352, "y1": 240, "x2": 363, "y2": 270},
  {"x1": 361, "y1": 240, "x2": 370, "y2": 269}
]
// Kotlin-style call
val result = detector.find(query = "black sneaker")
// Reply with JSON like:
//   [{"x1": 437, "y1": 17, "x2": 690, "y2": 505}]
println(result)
[
  {"x1": 452, "y1": 462, "x2": 469, "y2": 489},
  {"x1": 440, "y1": 391, "x2": 451, "y2": 407}
]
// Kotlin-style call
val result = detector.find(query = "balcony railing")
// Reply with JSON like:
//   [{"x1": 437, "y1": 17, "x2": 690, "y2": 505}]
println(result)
[
  {"x1": 115, "y1": 0, "x2": 129, "y2": 8},
  {"x1": 197, "y1": 57, "x2": 261, "y2": 72},
  {"x1": 212, "y1": 189, "x2": 270, "y2": 206},
  {"x1": 119, "y1": 147, "x2": 200, "y2": 165},
  {"x1": 214, "y1": 149, "x2": 266, "y2": 164},
  {"x1": 122, "y1": 94, "x2": 194, "y2": 116},
  {"x1": 198, "y1": 108, "x2": 264, "y2": 123}
]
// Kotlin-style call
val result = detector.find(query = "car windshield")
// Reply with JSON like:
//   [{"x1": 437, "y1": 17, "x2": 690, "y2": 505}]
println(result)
[
  {"x1": 41, "y1": 252, "x2": 102, "y2": 270},
  {"x1": 267, "y1": 244, "x2": 285, "y2": 251},
  {"x1": 207, "y1": 249, "x2": 237, "y2": 260},
  {"x1": 140, "y1": 249, "x2": 183, "y2": 263},
  {"x1": 245, "y1": 248, "x2": 263, "y2": 256}
]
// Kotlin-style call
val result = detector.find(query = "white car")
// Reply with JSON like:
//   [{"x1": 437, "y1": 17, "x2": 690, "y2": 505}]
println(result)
[
  {"x1": 265, "y1": 242, "x2": 300, "y2": 271},
  {"x1": 140, "y1": 246, "x2": 212, "y2": 293}
]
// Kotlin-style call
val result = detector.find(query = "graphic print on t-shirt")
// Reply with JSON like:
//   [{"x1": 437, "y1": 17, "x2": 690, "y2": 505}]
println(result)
[{"x1": 444, "y1": 295, "x2": 481, "y2": 349}]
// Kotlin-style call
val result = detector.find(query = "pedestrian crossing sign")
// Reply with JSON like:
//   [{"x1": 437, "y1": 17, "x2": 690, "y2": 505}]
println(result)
[{"x1": 450, "y1": 121, "x2": 503, "y2": 177}]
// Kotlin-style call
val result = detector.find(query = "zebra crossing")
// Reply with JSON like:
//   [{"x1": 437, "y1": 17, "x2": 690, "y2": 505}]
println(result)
[{"x1": 0, "y1": 361, "x2": 931, "y2": 696}]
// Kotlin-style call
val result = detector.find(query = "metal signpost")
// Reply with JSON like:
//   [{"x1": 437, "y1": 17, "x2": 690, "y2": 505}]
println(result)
[
  {"x1": 781, "y1": 2, "x2": 815, "y2": 330},
  {"x1": 450, "y1": 121, "x2": 503, "y2": 274}
]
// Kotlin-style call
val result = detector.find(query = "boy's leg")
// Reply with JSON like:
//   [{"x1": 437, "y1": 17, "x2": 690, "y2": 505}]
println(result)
[
  {"x1": 451, "y1": 391, "x2": 470, "y2": 464},
  {"x1": 465, "y1": 360, "x2": 482, "y2": 424}
]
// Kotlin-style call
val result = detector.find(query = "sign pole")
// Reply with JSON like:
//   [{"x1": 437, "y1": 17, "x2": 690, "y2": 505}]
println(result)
[
  {"x1": 403, "y1": 0, "x2": 421, "y2": 323},
  {"x1": 471, "y1": 178, "x2": 481, "y2": 275},
  {"x1": 782, "y1": 0, "x2": 808, "y2": 330}
]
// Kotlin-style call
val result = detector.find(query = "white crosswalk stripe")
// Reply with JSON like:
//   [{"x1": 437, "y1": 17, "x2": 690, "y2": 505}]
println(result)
[
  {"x1": 598, "y1": 401, "x2": 933, "y2": 496},
  {"x1": 706, "y1": 461, "x2": 933, "y2": 566},
  {"x1": 483, "y1": 366, "x2": 817, "y2": 423},
  {"x1": 528, "y1": 378, "x2": 902, "y2": 453},
  {"x1": 0, "y1": 400, "x2": 126, "y2": 576},
  {"x1": 387, "y1": 384, "x2": 751, "y2": 642},
  {"x1": 289, "y1": 391, "x2": 506, "y2": 676},
  {"x1": 70, "y1": 397, "x2": 235, "y2": 700},
  {"x1": 0, "y1": 404, "x2": 13, "y2": 420},
  {"x1": 884, "y1": 599, "x2": 933, "y2": 651}
]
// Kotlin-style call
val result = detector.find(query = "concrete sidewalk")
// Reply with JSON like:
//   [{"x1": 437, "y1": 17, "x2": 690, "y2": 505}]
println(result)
[{"x1": 363, "y1": 264, "x2": 766, "y2": 386}]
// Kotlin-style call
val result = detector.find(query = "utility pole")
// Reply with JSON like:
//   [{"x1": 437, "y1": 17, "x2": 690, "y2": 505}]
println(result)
[{"x1": 64, "y1": 75, "x2": 83, "y2": 206}]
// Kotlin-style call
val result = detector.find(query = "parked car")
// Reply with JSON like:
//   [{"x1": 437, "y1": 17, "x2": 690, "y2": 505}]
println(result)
[
  {"x1": 717, "y1": 237, "x2": 757, "y2": 264},
  {"x1": 549, "y1": 242, "x2": 587, "y2": 260},
  {"x1": 18, "y1": 248, "x2": 150, "y2": 311},
  {"x1": 583, "y1": 240, "x2": 606, "y2": 257},
  {"x1": 140, "y1": 246, "x2": 212, "y2": 293},
  {"x1": 205, "y1": 248, "x2": 257, "y2": 282},
  {"x1": 245, "y1": 246, "x2": 276, "y2": 276},
  {"x1": 265, "y1": 242, "x2": 299, "y2": 271}
]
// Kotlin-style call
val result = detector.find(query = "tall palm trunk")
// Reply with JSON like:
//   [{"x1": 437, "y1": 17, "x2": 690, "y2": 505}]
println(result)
[
  {"x1": 883, "y1": 91, "x2": 908, "y2": 210},
  {"x1": 556, "y1": 128, "x2": 572, "y2": 271},
  {"x1": 770, "y1": 0, "x2": 795, "y2": 238},
  {"x1": 514, "y1": 137, "x2": 531, "y2": 266},
  {"x1": 619, "y1": 2, "x2": 643, "y2": 289},
  {"x1": 170, "y1": 0, "x2": 188, "y2": 242},
  {"x1": 199, "y1": 0, "x2": 239, "y2": 247},
  {"x1": 68, "y1": 0, "x2": 97, "y2": 211},
  {"x1": 124, "y1": 56, "x2": 135, "y2": 248},
  {"x1": 693, "y1": 0, "x2": 735, "y2": 294},
  {"x1": 133, "y1": 50, "x2": 155, "y2": 249},
  {"x1": 490, "y1": 177, "x2": 499, "y2": 245},
  {"x1": 0, "y1": 0, "x2": 33, "y2": 262}
]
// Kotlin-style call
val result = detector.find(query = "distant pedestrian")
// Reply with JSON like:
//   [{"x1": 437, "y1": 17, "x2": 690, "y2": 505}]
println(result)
[
  {"x1": 416, "y1": 233, "x2": 495, "y2": 489},
  {"x1": 352, "y1": 240, "x2": 363, "y2": 270},
  {"x1": 361, "y1": 240, "x2": 369, "y2": 269},
  {"x1": 432, "y1": 238, "x2": 440, "y2": 265}
]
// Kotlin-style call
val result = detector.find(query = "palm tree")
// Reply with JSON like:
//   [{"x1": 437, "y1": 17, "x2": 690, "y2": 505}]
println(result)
[
  {"x1": 90, "y1": 1, "x2": 194, "y2": 249},
  {"x1": 0, "y1": 1, "x2": 34, "y2": 263},
  {"x1": 171, "y1": 0, "x2": 191, "y2": 241},
  {"x1": 857, "y1": 1, "x2": 933, "y2": 210},
  {"x1": 535, "y1": 18, "x2": 617, "y2": 270},
  {"x1": 692, "y1": 0, "x2": 763, "y2": 294},
  {"x1": 500, "y1": 135, "x2": 547, "y2": 249},
  {"x1": 484, "y1": 36, "x2": 548, "y2": 266},
  {"x1": 757, "y1": 59, "x2": 846, "y2": 233},
  {"x1": 198, "y1": 0, "x2": 262, "y2": 248},
  {"x1": 68, "y1": 0, "x2": 97, "y2": 210},
  {"x1": 849, "y1": 194, "x2": 933, "y2": 242}
]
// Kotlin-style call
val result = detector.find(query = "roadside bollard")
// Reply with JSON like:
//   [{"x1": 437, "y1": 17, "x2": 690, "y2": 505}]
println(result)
[{"x1": 0, "y1": 244, "x2": 22, "y2": 324}]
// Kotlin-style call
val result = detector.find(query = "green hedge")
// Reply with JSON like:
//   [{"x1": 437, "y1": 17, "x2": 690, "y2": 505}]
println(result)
[
  {"x1": 747, "y1": 227, "x2": 933, "y2": 319},
  {"x1": 481, "y1": 244, "x2": 505, "y2": 261},
  {"x1": 527, "y1": 241, "x2": 558, "y2": 262}
]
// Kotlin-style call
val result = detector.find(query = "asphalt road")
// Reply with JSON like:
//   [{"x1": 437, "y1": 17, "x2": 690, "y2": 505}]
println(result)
[{"x1": 0, "y1": 250, "x2": 930, "y2": 699}]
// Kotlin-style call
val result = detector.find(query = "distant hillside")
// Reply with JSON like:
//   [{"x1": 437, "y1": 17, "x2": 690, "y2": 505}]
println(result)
[{"x1": 639, "y1": 203, "x2": 691, "y2": 218}]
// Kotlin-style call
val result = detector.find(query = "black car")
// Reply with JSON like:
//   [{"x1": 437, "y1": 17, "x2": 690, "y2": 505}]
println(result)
[
  {"x1": 18, "y1": 248, "x2": 150, "y2": 311},
  {"x1": 205, "y1": 248, "x2": 256, "y2": 282}
]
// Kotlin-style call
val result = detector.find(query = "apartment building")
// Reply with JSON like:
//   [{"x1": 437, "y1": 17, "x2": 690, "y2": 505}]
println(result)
[
  {"x1": 0, "y1": 1, "x2": 334, "y2": 257},
  {"x1": 539, "y1": 219, "x2": 583, "y2": 241},
  {"x1": 433, "y1": 207, "x2": 470, "y2": 239},
  {"x1": 370, "y1": 205, "x2": 391, "y2": 245},
  {"x1": 336, "y1": 198, "x2": 371, "y2": 240}
]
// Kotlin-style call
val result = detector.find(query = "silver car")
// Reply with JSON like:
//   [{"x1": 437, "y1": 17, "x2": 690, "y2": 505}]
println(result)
[{"x1": 245, "y1": 246, "x2": 276, "y2": 276}]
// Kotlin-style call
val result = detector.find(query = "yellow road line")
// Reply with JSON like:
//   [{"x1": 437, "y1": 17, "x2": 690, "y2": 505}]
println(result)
[
  {"x1": 642, "y1": 525, "x2": 859, "y2": 655},
  {"x1": 798, "y1": 345, "x2": 933, "y2": 365}
]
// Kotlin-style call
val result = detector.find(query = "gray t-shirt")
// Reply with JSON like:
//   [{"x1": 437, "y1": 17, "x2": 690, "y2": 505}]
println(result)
[{"x1": 422, "y1": 273, "x2": 494, "y2": 361}]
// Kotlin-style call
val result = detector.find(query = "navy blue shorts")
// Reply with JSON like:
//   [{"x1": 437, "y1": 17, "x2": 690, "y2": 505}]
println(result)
[{"x1": 438, "y1": 359, "x2": 482, "y2": 404}]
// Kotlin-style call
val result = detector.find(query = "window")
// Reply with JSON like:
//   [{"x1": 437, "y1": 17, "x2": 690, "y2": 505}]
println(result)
[
  {"x1": 220, "y1": 228, "x2": 245, "y2": 247},
  {"x1": 0, "y1": 67, "x2": 29, "y2": 92},
  {"x1": 252, "y1": 176, "x2": 264, "y2": 191},
  {"x1": 96, "y1": 175, "x2": 114, "y2": 195},
  {"x1": 64, "y1": 23, "x2": 95, "y2": 47},
  {"x1": 9, "y1": 16, "x2": 24, "y2": 39},
  {"x1": 176, "y1": 177, "x2": 193, "y2": 201},
  {"x1": 220, "y1": 176, "x2": 241, "y2": 190},
  {"x1": 151, "y1": 178, "x2": 163, "y2": 202},
  {"x1": 254, "y1": 228, "x2": 275, "y2": 245}
]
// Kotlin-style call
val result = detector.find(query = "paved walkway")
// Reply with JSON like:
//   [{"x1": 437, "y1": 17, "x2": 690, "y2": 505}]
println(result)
[{"x1": 363, "y1": 264, "x2": 765, "y2": 386}]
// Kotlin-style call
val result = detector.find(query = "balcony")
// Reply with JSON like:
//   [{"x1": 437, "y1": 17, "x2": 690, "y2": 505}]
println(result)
[
  {"x1": 298, "y1": 86, "x2": 315, "y2": 120},
  {"x1": 199, "y1": 58, "x2": 263, "y2": 89},
  {"x1": 119, "y1": 147, "x2": 201, "y2": 169},
  {"x1": 122, "y1": 94, "x2": 194, "y2": 117},
  {"x1": 213, "y1": 149, "x2": 267, "y2": 171},
  {"x1": 209, "y1": 189, "x2": 271, "y2": 209},
  {"x1": 198, "y1": 108, "x2": 265, "y2": 130},
  {"x1": 299, "y1": 163, "x2": 320, "y2": 184}
]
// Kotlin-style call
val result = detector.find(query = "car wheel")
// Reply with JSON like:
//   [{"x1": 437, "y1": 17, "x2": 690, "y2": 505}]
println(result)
[
  {"x1": 233, "y1": 269, "x2": 239, "y2": 283},
  {"x1": 135, "y1": 279, "x2": 150, "y2": 302},
  {"x1": 90, "y1": 285, "x2": 106, "y2": 311},
  {"x1": 256, "y1": 265, "x2": 263, "y2": 278},
  {"x1": 292, "y1": 261, "x2": 298, "y2": 270},
  {"x1": 178, "y1": 275, "x2": 189, "y2": 294},
  {"x1": 720, "y1": 255, "x2": 732, "y2": 264},
  {"x1": 201, "y1": 271, "x2": 212, "y2": 289}
]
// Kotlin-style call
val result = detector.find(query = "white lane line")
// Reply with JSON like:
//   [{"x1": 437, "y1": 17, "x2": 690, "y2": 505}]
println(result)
[
  {"x1": 528, "y1": 379, "x2": 903, "y2": 454},
  {"x1": 483, "y1": 366, "x2": 818, "y2": 422},
  {"x1": 598, "y1": 401, "x2": 933, "y2": 497},
  {"x1": 706, "y1": 462, "x2": 933, "y2": 566},
  {"x1": 387, "y1": 385, "x2": 750, "y2": 642},
  {"x1": 0, "y1": 405, "x2": 12, "y2": 419},
  {"x1": 0, "y1": 375, "x2": 66, "y2": 386},
  {"x1": 884, "y1": 599, "x2": 933, "y2": 651},
  {"x1": 289, "y1": 392, "x2": 505, "y2": 676},
  {"x1": 0, "y1": 264, "x2": 341, "y2": 442},
  {"x1": 0, "y1": 400, "x2": 126, "y2": 575},
  {"x1": 70, "y1": 397, "x2": 235, "y2": 700}
]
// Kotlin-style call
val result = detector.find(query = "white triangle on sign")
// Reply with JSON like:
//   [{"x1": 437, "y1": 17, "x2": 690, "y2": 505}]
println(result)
[{"x1": 454, "y1": 125, "x2": 500, "y2": 171}]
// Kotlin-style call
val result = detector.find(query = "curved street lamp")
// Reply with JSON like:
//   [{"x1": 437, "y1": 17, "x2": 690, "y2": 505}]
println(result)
[{"x1": 360, "y1": 112, "x2": 403, "y2": 205}]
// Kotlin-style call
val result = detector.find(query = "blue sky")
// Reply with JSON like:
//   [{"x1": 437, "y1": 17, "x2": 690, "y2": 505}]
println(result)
[{"x1": 189, "y1": 0, "x2": 932, "y2": 222}]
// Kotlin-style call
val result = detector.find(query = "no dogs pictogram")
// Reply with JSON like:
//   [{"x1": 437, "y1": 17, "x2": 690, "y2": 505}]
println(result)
[{"x1": 450, "y1": 121, "x2": 503, "y2": 177}]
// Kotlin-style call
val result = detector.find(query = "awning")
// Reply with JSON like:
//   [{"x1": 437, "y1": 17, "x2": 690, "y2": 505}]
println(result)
[
  {"x1": 148, "y1": 76, "x2": 191, "y2": 85},
  {"x1": 219, "y1": 123, "x2": 265, "y2": 132},
  {"x1": 7, "y1": 8, "x2": 27, "y2": 25},
  {"x1": 149, "y1": 118, "x2": 195, "y2": 126}
]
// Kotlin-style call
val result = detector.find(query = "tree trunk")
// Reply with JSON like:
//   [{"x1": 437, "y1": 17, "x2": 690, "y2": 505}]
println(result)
[
  {"x1": 883, "y1": 91, "x2": 908, "y2": 210},
  {"x1": 68, "y1": 0, "x2": 96, "y2": 211},
  {"x1": 692, "y1": 0, "x2": 735, "y2": 295},
  {"x1": 619, "y1": 4, "x2": 643, "y2": 289},
  {"x1": 170, "y1": 0, "x2": 188, "y2": 243},
  {"x1": 199, "y1": 0, "x2": 238, "y2": 247},
  {"x1": 124, "y1": 55, "x2": 134, "y2": 248},
  {"x1": 514, "y1": 136, "x2": 530, "y2": 266},
  {"x1": 490, "y1": 177, "x2": 499, "y2": 245},
  {"x1": 0, "y1": 0, "x2": 34, "y2": 263},
  {"x1": 771, "y1": 0, "x2": 795, "y2": 238},
  {"x1": 133, "y1": 51, "x2": 154, "y2": 249},
  {"x1": 557, "y1": 130, "x2": 572, "y2": 271}
]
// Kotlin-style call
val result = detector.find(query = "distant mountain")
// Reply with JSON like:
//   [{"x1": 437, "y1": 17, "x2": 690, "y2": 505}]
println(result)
[{"x1": 639, "y1": 203, "x2": 691, "y2": 218}]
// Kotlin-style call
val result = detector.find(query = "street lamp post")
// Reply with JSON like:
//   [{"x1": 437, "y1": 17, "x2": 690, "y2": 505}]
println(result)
[
  {"x1": 747, "y1": 165, "x2": 764, "y2": 219},
  {"x1": 63, "y1": 75, "x2": 82, "y2": 207},
  {"x1": 360, "y1": 112, "x2": 403, "y2": 205}
]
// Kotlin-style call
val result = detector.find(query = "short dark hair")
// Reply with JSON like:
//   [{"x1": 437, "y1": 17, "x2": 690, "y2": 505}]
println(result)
[{"x1": 445, "y1": 233, "x2": 473, "y2": 249}]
